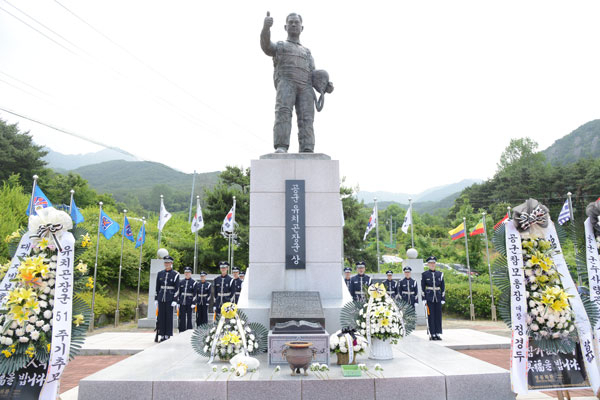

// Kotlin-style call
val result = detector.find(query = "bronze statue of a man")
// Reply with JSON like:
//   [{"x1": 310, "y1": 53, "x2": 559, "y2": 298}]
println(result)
[{"x1": 261, "y1": 12, "x2": 333, "y2": 153}]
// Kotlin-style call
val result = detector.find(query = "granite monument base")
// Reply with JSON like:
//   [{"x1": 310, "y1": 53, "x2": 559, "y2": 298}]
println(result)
[
  {"x1": 239, "y1": 153, "x2": 350, "y2": 333},
  {"x1": 78, "y1": 330, "x2": 516, "y2": 400}
]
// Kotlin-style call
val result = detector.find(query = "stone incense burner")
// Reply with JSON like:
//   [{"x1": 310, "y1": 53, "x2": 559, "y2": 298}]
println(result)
[{"x1": 282, "y1": 341, "x2": 316, "y2": 376}]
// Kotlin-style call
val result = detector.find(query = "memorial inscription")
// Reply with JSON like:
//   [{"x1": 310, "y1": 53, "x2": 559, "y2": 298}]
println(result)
[
  {"x1": 285, "y1": 180, "x2": 305, "y2": 269},
  {"x1": 269, "y1": 291, "x2": 324, "y2": 329}
]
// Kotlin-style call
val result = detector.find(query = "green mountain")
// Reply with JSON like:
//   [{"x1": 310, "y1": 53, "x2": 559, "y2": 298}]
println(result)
[
  {"x1": 543, "y1": 120, "x2": 600, "y2": 165},
  {"x1": 72, "y1": 160, "x2": 220, "y2": 212},
  {"x1": 366, "y1": 191, "x2": 458, "y2": 216},
  {"x1": 357, "y1": 179, "x2": 481, "y2": 204},
  {"x1": 42, "y1": 146, "x2": 138, "y2": 170}
]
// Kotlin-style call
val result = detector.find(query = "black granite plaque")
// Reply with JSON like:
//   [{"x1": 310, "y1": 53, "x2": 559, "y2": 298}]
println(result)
[
  {"x1": 269, "y1": 291, "x2": 325, "y2": 329},
  {"x1": 285, "y1": 180, "x2": 305, "y2": 270},
  {"x1": 527, "y1": 343, "x2": 590, "y2": 390}
]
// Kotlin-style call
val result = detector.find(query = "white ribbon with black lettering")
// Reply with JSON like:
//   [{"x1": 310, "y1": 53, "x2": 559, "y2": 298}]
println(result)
[
  {"x1": 546, "y1": 221, "x2": 600, "y2": 394},
  {"x1": 40, "y1": 232, "x2": 75, "y2": 400},
  {"x1": 208, "y1": 317, "x2": 226, "y2": 364},
  {"x1": 0, "y1": 232, "x2": 32, "y2": 308},
  {"x1": 584, "y1": 217, "x2": 600, "y2": 352},
  {"x1": 505, "y1": 221, "x2": 529, "y2": 394},
  {"x1": 344, "y1": 333, "x2": 355, "y2": 363}
]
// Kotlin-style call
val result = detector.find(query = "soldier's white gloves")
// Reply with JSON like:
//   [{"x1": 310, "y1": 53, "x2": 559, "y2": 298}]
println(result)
[
  {"x1": 423, "y1": 299, "x2": 427, "y2": 304},
  {"x1": 171, "y1": 301, "x2": 177, "y2": 307},
  {"x1": 154, "y1": 300, "x2": 158, "y2": 307},
  {"x1": 441, "y1": 301, "x2": 445, "y2": 305}
]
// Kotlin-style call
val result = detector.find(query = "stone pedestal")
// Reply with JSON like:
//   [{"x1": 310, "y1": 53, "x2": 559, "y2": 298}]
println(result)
[
  {"x1": 237, "y1": 153, "x2": 351, "y2": 333},
  {"x1": 402, "y1": 258, "x2": 427, "y2": 326},
  {"x1": 268, "y1": 331, "x2": 329, "y2": 365}
]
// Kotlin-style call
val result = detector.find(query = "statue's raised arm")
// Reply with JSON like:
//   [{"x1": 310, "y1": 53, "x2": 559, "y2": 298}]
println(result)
[{"x1": 260, "y1": 11, "x2": 276, "y2": 57}]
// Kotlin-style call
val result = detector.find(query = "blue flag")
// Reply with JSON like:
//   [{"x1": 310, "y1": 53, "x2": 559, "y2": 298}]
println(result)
[
  {"x1": 557, "y1": 199, "x2": 571, "y2": 225},
  {"x1": 99, "y1": 210, "x2": 120, "y2": 240},
  {"x1": 70, "y1": 198, "x2": 85, "y2": 225},
  {"x1": 122, "y1": 216, "x2": 135, "y2": 242},
  {"x1": 26, "y1": 186, "x2": 53, "y2": 216},
  {"x1": 135, "y1": 224, "x2": 146, "y2": 249}
]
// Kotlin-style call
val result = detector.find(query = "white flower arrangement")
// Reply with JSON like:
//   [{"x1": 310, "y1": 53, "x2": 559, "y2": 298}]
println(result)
[
  {"x1": 520, "y1": 236, "x2": 575, "y2": 340},
  {"x1": 192, "y1": 302, "x2": 266, "y2": 361},
  {"x1": 329, "y1": 329, "x2": 368, "y2": 355},
  {"x1": 357, "y1": 283, "x2": 406, "y2": 344}
]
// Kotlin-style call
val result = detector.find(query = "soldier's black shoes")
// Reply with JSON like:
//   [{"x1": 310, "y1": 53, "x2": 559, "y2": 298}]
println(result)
[
  {"x1": 436, "y1": 335, "x2": 442, "y2": 341},
  {"x1": 432, "y1": 335, "x2": 441, "y2": 341},
  {"x1": 429, "y1": 336, "x2": 435, "y2": 341}
]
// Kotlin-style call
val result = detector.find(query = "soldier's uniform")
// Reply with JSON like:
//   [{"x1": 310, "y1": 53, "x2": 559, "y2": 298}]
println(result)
[
  {"x1": 177, "y1": 267, "x2": 195, "y2": 332},
  {"x1": 343, "y1": 267, "x2": 352, "y2": 292},
  {"x1": 155, "y1": 256, "x2": 179, "y2": 342},
  {"x1": 421, "y1": 256, "x2": 445, "y2": 340},
  {"x1": 231, "y1": 268, "x2": 243, "y2": 304},
  {"x1": 398, "y1": 266, "x2": 419, "y2": 308},
  {"x1": 194, "y1": 271, "x2": 211, "y2": 326},
  {"x1": 384, "y1": 270, "x2": 398, "y2": 299},
  {"x1": 213, "y1": 261, "x2": 233, "y2": 317},
  {"x1": 349, "y1": 262, "x2": 371, "y2": 302}
]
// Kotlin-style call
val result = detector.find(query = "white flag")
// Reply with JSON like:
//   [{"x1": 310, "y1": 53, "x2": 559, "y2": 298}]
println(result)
[
  {"x1": 401, "y1": 205, "x2": 412, "y2": 234},
  {"x1": 363, "y1": 205, "x2": 377, "y2": 241},
  {"x1": 222, "y1": 203, "x2": 235, "y2": 233},
  {"x1": 191, "y1": 200, "x2": 204, "y2": 233},
  {"x1": 157, "y1": 198, "x2": 172, "y2": 232}
]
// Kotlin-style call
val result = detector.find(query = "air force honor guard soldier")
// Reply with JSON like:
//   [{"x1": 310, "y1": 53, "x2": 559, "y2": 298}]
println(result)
[
  {"x1": 384, "y1": 270, "x2": 398, "y2": 298},
  {"x1": 231, "y1": 267, "x2": 243, "y2": 304},
  {"x1": 398, "y1": 266, "x2": 419, "y2": 308},
  {"x1": 155, "y1": 255, "x2": 179, "y2": 342},
  {"x1": 349, "y1": 262, "x2": 371, "y2": 302},
  {"x1": 343, "y1": 267, "x2": 352, "y2": 291},
  {"x1": 421, "y1": 256, "x2": 445, "y2": 340},
  {"x1": 195, "y1": 271, "x2": 211, "y2": 326},
  {"x1": 213, "y1": 261, "x2": 233, "y2": 317},
  {"x1": 177, "y1": 267, "x2": 195, "y2": 332}
]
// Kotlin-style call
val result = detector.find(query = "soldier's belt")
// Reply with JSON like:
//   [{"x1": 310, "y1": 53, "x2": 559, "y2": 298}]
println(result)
[
  {"x1": 401, "y1": 291, "x2": 413, "y2": 294},
  {"x1": 160, "y1": 286, "x2": 174, "y2": 290},
  {"x1": 217, "y1": 293, "x2": 229, "y2": 296},
  {"x1": 183, "y1": 293, "x2": 193, "y2": 296},
  {"x1": 425, "y1": 287, "x2": 441, "y2": 291},
  {"x1": 198, "y1": 294, "x2": 208, "y2": 297}
]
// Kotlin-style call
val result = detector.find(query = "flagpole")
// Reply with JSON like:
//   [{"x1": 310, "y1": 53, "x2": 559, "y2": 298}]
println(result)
[
  {"x1": 90, "y1": 201, "x2": 103, "y2": 331},
  {"x1": 69, "y1": 189, "x2": 75, "y2": 214},
  {"x1": 463, "y1": 217, "x2": 475, "y2": 320},
  {"x1": 28, "y1": 175, "x2": 39, "y2": 217},
  {"x1": 567, "y1": 192, "x2": 582, "y2": 286},
  {"x1": 409, "y1": 198, "x2": 414, "y2": 249},
  {"x1": 115, "y1": 209, "x2": 127, "y2": 327},
  {"x1": 375, "y1": 198, "x2": 380, "y2": 273},
  {"x1": 188, "y1": 170, "x2": 196, "y2": 223},
  {"x1": 231, "y1": 196, "x2": 236, "y2": 275},
  {"x1": 193, "y1": 196, "x2": 199, "y2": 274},
  {"x1": 482, "y1": 212, "x2": 497, "y2": 321},
  {"x1": 158, "y1": 195, "x2": 163, "y2": 248},
  {"x1": 136, "y1": 217, "x2": 145, "y2": 322}
]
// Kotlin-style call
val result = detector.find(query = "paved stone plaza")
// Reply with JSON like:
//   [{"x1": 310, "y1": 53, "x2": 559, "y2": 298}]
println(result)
[{"x1": 76, "y1": 330, "x2": 514, "y2": 400}]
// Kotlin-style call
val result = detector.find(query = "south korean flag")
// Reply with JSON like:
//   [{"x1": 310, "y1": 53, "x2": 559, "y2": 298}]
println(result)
[{"x1": 222, "y1": 204, "x2": 236, "y2": 233}]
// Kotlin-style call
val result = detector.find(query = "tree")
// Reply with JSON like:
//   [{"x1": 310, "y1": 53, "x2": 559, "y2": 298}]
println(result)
[
  {"x1": 43, "y1": 172, "x2": 99, "y2": 207},
  {"x1": 496, "y1": 137, "x2": 539, "y2": 172},
  {"x1": 0, "y1": 118, "x2": 48, "y2": 188}
]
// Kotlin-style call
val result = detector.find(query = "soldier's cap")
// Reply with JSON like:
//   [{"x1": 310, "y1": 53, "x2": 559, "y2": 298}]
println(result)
[
  {"x1": 343, "y1": 267, "x2": 352, "y2": 273},
  {"x1": 218, "y1": 261, "x2": 230, "y2": 268},
  {"x1": 232, "y1": 267, "x2": 240, "y2": 273},
  {"x1": 403, "y1": 266, "x2": 412, "y2": 272},
  {"x1": 426, "y1": 256, "x2": 437, "y2": 263},
  {"x1": 239, "y1": 271, "x2": 245, "y2": 276},
  {"x1": 163, "y1": 255, "x2": 174, "y2": 262},
  {"x1": 355, "y1": 261, "x2": 366, "y2": 268},
  {"x1": 200, "y1": 271, "x2": 207, "y2": 276},
  {"x1": 386, "y1": 270, "x2": 393, "y2": 275},
  {"x1": 183, "y1": 267, "x2": 192, "y2": 273}
]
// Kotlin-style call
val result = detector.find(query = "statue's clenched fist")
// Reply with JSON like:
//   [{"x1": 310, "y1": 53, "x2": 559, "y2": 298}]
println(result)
[{"x1": 264, "y1": 11, "x2": 273, "y2": 29}]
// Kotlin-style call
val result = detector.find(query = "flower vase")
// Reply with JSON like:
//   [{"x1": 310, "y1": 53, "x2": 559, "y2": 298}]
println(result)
[
  {"x1": 336, "y1": 351, "x2": 357, "y2": 365},
  {"x1": 369, "y1": 338, "x2": 393, "y2": 360}
]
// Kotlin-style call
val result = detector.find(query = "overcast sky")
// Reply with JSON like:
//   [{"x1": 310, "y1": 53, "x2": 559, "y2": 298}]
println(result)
[{"x1": 1, "y1": 0, "x2": 599, "y2": 194}]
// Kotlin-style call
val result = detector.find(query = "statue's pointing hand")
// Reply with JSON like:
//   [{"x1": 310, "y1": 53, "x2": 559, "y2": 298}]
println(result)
[{"x1": 264, "y1": 11, "x2": 273, "y2": 29}]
